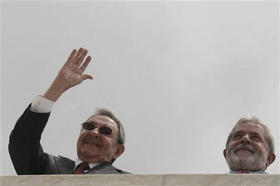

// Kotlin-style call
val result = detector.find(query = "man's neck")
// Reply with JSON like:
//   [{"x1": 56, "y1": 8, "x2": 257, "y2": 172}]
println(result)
[{"x1": 229, "y1": 169, "x2": 267, "y2": 174}]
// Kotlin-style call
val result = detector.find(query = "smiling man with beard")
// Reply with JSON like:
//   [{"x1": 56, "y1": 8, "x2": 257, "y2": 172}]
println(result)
[
  {"x1": 223, "y1": 117, "x2": 276, "y2": 174},
  {"x1": 9, "y1": 48, "x2": 129, "y2": 175}
]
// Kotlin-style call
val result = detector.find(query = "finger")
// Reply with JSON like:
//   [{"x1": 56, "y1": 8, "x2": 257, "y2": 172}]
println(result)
[
  {"x1": 76, "y1": 49, "x2": 88, "y2": 66},
  {"x1": 65, "y1": 49, "x2": 77, "y2": 64},
  {"x1": 81, "y1": 74, "x2": 93, "y2": 81},
  {"x1": 73, "y1": 47, "x2": 84, "y2": 64},
  {"x1": 80, "y1": 56, "x2": 92, "y2": 72}
]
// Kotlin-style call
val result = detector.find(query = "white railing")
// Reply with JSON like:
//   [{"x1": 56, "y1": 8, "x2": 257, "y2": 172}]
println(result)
[{"x1": 1, "y1": 174, "x2": 279, "y2": 186}]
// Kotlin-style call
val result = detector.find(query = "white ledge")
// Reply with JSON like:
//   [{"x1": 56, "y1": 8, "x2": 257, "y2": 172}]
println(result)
[{"x1": 1, "y1": 174, "x2": 280, "y2": 186}]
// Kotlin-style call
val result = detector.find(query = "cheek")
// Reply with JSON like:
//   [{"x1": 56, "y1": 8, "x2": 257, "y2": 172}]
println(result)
[
  {"x1": 228, "y1": 141, "x2": 238, "y2": 148},
  {"x1": 254, "y1": 143, "x2": 268, "y2": 152},
  {"x1": 103, "y1": 138, "x2": 116, "y2": 150},
  {"x1": 227, "y1": 141, "x2": 240, "y2": 153},
  {"x1": 77, "y1": 132, "x2": 87, "y2": 147}
]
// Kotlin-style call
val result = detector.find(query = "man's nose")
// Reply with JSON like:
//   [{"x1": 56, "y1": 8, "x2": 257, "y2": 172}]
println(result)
[
  {"x1": 90, "y1": 128, "x2": 100, "y2": 135},
  {"x1": 241, "y1": 134, "x2": 251, "y2": 144}
]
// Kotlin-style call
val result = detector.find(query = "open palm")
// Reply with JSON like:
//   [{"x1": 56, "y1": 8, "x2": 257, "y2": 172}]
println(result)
[
  {"x1": 58, "y1": 48, "x2": 93, "y2": 90},
  {"x1": 44, "y1": 48, "x2": 93, "y2": 101}
]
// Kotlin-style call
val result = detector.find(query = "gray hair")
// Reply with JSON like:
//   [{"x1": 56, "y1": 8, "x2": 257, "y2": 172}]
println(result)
[
  {"x1": 225, "y1": 116, "x2": 275, "y2": 155},
  {"x1": 88, "y1": 108, "x2": 125, "y2": 145}
]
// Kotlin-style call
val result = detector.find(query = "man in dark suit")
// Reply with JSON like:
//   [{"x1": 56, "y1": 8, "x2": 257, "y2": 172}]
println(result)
[
  {"x1": 223, "y1": 117, "x2": 276, "y2": 174},
  {"x1": 9, "y1": 48, "x2": 129, "y2": 174}
]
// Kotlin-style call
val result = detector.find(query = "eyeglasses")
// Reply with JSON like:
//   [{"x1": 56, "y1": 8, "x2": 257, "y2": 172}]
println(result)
[{"x1": 81, "y1": 122, "x2": 112, "y2": 136}]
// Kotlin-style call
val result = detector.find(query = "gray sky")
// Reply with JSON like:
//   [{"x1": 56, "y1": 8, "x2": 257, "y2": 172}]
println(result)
[{"x1": 1, "y1": 1, "x2": 279, "y2": 175}]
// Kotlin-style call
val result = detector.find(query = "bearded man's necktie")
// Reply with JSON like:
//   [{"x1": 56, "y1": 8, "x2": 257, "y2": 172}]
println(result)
[{"x1": 237, "y1": 170, "x2": 249, "y2": 174}]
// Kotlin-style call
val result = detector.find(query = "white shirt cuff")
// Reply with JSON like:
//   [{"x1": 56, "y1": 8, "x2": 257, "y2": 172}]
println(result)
[{"x1": 30, "y1": 95, "x2": 55, "y2": 113}]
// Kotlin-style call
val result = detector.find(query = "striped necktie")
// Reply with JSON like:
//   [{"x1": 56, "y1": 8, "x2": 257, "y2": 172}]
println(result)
[
  {"x1": 237, "y1": 170, "x2": 249, "y2": 174},
  {"x1": 73, "y1": 162, "x2": 89, "y2": 174}
]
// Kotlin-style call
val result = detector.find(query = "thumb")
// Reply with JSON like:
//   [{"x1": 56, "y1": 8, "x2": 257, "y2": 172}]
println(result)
[{"x1": 81, "y1": 74, "x2": 93, "y2": 81}]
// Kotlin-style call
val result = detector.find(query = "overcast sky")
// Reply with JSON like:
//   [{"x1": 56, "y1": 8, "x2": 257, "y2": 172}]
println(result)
[{"x1": 1, "y1": 1, "x2": 279, "y2": 175}]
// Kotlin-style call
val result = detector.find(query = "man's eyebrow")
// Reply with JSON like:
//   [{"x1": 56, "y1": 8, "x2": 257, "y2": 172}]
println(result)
[
  {"x1": 233, "y1": 131, "x2": 244, "y2": 134},
  {"x1": 85, "y1": 121, "x2": 95, "y2": 124},
  {"x1": 88, "y1": 121, "x2": 113, "y2": 128},
  {"x1": 250, "y1": 132, "x2": 262, "y2": 137},
  {"x1": 100, "y1": 126, "x2": 112, "y2": 129}
]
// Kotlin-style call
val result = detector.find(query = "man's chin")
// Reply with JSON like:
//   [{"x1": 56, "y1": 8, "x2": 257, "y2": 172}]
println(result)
[
  {"x1": 228, "y1": 155, "x2": 258, "y2": 170},
  {"x1": 79, "y1": 146, "x2": 100, "y2": 157}
]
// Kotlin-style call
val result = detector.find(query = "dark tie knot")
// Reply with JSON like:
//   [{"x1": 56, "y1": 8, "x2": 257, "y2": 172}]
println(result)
[{"x1": 73, "y1": 162, "x2": 89, "y2": 174}]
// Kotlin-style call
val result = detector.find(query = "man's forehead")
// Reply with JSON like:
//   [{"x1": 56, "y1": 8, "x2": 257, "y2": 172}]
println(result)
[
  {"x1": 234, "y1": 122, "x2": 265, "y2": 134},
  {"x1": 87, "y1": 115, "x2": 117, "y2": 127}
]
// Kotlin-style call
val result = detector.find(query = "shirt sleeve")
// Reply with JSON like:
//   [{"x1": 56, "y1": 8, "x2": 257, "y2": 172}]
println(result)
[{"x1": 30, "y1": 95, "x2": 55, "y2": 113}]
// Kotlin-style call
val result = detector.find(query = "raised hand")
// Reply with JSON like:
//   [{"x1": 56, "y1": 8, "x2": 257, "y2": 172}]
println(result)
[{"x1": 44, "y1": 48, "x2": 93, "y2": 101}]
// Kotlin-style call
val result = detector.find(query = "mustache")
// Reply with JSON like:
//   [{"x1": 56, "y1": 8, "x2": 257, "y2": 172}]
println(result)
[
  {"x1": 83, "y1": 135, "x2": 102, "y2": 147},
  {"x1": 233, "y1": 144, "x2": 256, "y2": 154}
]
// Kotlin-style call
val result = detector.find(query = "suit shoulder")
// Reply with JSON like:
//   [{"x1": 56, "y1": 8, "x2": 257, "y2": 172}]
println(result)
[
  {"x1": 56, "y1": 155, "x2": 74, "y2": 162},
  {"x1": 112, "y1": 166, "x2": 131, "y2": 174},
  {"x1": 43, "y1": 154, "x2": 75, "y2": 174}
]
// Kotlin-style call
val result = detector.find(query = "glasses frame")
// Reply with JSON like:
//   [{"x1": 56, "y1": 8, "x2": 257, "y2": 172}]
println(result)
[{"x1": 81, "y1": 121, "x2": 113, "y2": 136}]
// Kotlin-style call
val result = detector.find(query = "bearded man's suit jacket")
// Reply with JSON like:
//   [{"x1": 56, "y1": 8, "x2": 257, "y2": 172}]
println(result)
[{"x1": 9, "y1": 105, "x2": 129, "y2": 175}]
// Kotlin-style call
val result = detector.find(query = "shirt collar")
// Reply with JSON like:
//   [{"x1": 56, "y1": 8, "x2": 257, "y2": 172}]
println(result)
[{"x1": 75, "y1": 158, "x2": 100, "y2": 169}]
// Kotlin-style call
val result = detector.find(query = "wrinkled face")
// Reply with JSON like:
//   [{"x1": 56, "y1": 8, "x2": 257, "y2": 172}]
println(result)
[
  {"x1": 77, "y1": 115, "x2": 124, "y2": 163},
  {"x1": 224, "y1": 122, "x2": 274, "y2": 171}
]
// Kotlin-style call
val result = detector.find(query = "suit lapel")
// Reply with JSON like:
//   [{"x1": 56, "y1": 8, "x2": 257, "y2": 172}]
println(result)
[
  {"x1": 87, "y1": 162, "x2": 119, "y2": 174},
  {"x1": 55, "y1": 156, "x2": 75, "y2": 174}
]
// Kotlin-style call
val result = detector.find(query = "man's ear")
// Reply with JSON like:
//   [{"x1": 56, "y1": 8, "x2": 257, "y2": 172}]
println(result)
[
  {"x1": 113, "y1": 144, "x2": 125, "y2": 159},
  {"x1": 223, "y1": 149, "x2": 227, "y2": 159},
  {"x1": 266, "y1": 153, "x2": 276, "y2": 167}
]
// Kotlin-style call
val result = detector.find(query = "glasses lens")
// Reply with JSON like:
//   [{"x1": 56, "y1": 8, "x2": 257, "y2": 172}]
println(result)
[
  {"x1": 99, "y1": 127, "x2": 112, "y2": 136},
  {"x1": 82, "y1": 122, "x2": 95, "y2": 130}
]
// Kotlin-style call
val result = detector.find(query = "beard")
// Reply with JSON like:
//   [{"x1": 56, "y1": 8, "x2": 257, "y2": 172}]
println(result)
[{"x1": 226, "y1": 144, "x2": 267, "y2": 171}]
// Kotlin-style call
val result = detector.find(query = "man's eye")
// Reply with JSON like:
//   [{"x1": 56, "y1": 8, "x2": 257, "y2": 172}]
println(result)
[
  {"x1": 233, "y1": 133, "x2": 242, "y2": 139},
  {"x1": 82, "y1": 122, "x2": 95, "y2": 130},
  {"x1": 100, "y1": 127, "x2": 112, "y2": 136},
  {"x1": 251, "y1": 135, "x2": 262, "y2": 142}
]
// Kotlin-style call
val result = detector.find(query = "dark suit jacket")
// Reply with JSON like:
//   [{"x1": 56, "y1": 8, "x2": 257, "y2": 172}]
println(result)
[{"x1": 9, "y1": 104, "x2": 129, "y2": 175}]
